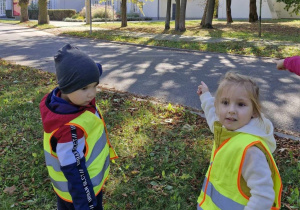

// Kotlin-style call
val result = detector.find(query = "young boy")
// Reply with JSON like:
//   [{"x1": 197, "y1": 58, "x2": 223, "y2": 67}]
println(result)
[{"x1": 40, "y1": 44, "x2": 118, "y2": 210}]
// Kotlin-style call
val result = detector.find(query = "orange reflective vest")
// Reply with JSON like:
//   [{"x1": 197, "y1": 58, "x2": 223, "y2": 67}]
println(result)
[
  {"x1": 43, "y1": 107, "x2": 118, "y2": 202},
  {"x1": 197, "y1": 132, "x2": 282, "y2": 210}
]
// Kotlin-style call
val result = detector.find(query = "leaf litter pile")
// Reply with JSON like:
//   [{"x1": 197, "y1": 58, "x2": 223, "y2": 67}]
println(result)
[{"x1": 0, "y1": 59, "x2": 299, "y2": 209}]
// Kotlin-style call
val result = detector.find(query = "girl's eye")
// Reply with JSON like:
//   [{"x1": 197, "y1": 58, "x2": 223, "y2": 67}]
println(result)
[
  {"x1": 221, "y1": 100, "x2": 228, "y2": 105},
  {"x1": 238, "y1": 103, "x2": 246, "y2": 107},
  {"x1": 82, "y1": 87, "x2": 87, "y2": 90}
]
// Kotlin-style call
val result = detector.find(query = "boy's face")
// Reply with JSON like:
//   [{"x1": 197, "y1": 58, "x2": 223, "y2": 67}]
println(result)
[
  {"x1": 215, "y1": 86, "x2": 255, "y2": 131},
  {"x1": 63, "y1": 82, "x2": 98, "y2": 106}
]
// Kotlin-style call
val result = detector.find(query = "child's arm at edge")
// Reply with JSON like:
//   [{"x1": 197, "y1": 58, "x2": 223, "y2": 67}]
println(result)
[
  {"x1": 284, "y1": 56, "x2": 300, "y2": 76},
  {"x1": 274, "y1": 56, "x2": 300, "y2": 76},
  {"x1": 197, "y1": 81, "x2": 218, "y2": 133}
]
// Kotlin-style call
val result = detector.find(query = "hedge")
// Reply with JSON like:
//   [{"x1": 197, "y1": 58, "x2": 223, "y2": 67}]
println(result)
[
  {"x1": 28, "y1": 10, "x2": 38, "y2": 19},
  {"x1": 48, "y1": 9, "x2": 76, "y2": 21},
  {"x1": 28, "y1": 9, "x2": 76, "y2": 21},
  {"x1": 5, "y1": 10, "x2": 13, "y2": 18}
]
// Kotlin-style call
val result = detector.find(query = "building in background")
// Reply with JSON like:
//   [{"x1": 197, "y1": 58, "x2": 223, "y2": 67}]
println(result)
[
  {"x1": 1, "y1": 0, "x2": 299, "y2": 19},
  {"x1": 218, "y1": 0, "x2": 300, "y2": 19}
]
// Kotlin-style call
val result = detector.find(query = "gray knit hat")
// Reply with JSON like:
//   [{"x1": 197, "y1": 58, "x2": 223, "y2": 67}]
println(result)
[{"x1": 54, "y1": 44, "x2": 102, "y2": 94}]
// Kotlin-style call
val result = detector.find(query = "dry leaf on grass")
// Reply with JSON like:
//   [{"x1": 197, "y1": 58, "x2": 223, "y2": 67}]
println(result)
[{"x1": 3, "y1": 185, "x2": 16, "y2": 195}]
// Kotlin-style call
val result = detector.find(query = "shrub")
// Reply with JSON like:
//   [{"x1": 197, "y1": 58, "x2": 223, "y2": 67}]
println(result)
[
  {"x1": 28, "y1": 10, "x2": 38, "y2": 19},
  {"x1": 64, "y1": 17, "x2": 84, "y2": 22},
  {"x1": 48, "y1": 9, "x2": 76, "y2": 21},
  {"x1": 80, "y1": 5, "x2": 116, "y2": 20},
  {"x1": 28, "y1": 1, "x2": 38, "y2": 10},
  {"x1": 127, "y1": 12, "x2": 140, "y2": 18},
  {"x1": 5, "y1": 10, "x2": 13, "y2": 18}
]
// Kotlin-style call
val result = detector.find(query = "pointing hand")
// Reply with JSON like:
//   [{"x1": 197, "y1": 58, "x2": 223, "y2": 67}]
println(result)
[{"x1": 197, "y1": 81, "x2": 209, "y2": 96}]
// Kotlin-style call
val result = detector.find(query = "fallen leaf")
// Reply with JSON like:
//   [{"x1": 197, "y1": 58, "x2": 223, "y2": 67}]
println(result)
[
  {"x1": 131, "y1": 170, "x2": 140, "y2": 175},
  {"x1": 4, "y1": 185, "x2": 16, "y2": 195}
]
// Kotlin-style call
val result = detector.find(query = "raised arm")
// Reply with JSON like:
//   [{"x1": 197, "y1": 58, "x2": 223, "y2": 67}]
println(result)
[{"x1": 197, "y1": 81, "x2": 218, "y2": 132}]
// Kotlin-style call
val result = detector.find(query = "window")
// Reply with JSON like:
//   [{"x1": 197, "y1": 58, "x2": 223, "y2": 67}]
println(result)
[{"x1": 0, "y1": 0, "x2": 5, "y2": 16}]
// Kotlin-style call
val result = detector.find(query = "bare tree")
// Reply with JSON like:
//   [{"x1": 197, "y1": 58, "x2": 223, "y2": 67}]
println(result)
[
  {"x1": 202, "y1": 0, "x2": 215, "y2": 28},
  {"x1": 175, "y1": 0, "x2": 180, "y2": 31},
  {"x1": 200, "y1": 0, "x2": 208, "y2": 27},
  {"x1": 226, "y1": 0, "x2": 233, "y2": 24},
  {"x1": 121, "y1": 0, "x2": 127, "y2": 27},
  {"x1": 249, "y1": 0, "x2": 258, "y2": 22},
  {"x1": 165, "y1": 0, "x2": 172, "y2": 30},
  {"x1": 38, "y1": 0, "x2": 49, "y2": 24},
  {"x1": 179, "y1": 0, "x2": 187, "y2": 31},
  {"x1": 19, "y1": 0, "x2": 29, "y2": 22}
]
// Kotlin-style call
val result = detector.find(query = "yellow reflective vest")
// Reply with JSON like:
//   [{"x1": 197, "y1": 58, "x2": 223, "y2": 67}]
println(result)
[
  {"x1": 43, "y1": 107, "x2": 118, "y2": 202},
  {"x1": 197, "y1": 124, "x2": 282, "y2": 210}
]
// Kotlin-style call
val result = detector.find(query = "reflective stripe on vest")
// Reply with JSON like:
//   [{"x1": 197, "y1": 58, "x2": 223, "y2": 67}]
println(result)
[
  {"x1": 49, "y1": 154, "x2": 110, "y2": 192},
  {"x1": 43, "y1": 109, "x2": 111, "y2": 202},
  {"x1": 197, "y1": 133, "x2": 282, "y2": 210},
  {"x1": 44, "y1": 133, "x2": 108, "y2": 171},
  {"x1": 198, "y1": 177, "x2": 244, "y2": 210}
]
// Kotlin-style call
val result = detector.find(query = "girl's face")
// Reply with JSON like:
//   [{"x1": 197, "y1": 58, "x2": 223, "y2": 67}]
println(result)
[
  {"x1": 216, "y1": 85, "x2": 255, "y2": 131},
  {"x1": 62, "y1": 82, "x2": 98, "y2": 106}
]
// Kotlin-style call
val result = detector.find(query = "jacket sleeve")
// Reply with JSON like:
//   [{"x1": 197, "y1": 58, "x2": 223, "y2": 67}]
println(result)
[
  {"x1": 199, "y1": 92, "x2": 218, "y2": 133},
  {"x1": 55, "y1": 125, "x2": 97, "y2": 210},
  {"x1": 284, "y1": 56, "x2": 300, "y2": 76},
  {"x1": 242, "y1": 146, "x2": 275, "y2": 210}
]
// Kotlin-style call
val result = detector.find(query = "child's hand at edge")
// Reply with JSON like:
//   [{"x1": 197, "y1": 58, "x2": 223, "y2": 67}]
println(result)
[
  {"x1": 197, "y1": 81, "x2": 209, "y2": 96},
  {"x1": 273, "y1": 59, "x2": 286, "y2": 70}
]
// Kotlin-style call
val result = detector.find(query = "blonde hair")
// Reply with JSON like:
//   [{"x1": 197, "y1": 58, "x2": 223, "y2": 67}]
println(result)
[{"x1": 215, "y1": 71, "x2": 262, "y2": 120}]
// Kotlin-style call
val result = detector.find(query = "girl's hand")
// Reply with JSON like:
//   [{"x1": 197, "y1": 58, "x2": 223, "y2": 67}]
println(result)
[
  {"x1": 273, "y1": 59, "x2": 286, "y2": 70},
  {"x1": 197, "y1": 81, "x2": 209, "y2": 96}
]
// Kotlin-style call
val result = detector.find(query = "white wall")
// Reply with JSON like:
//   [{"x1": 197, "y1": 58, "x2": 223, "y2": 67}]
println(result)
[
  {"x1": 218, "y1": 0, "x2": 300, "y2": 19},
  {"x1": 218, "y1": 0, "x2": 272, "y2": 19},
  {"x1": 274, "y1": 2, "x2": 300, "y2": 18},
  {"x1": 185, "y1": 0, "x2": 205, "y2": 18},
  {"x1": 5, "y1": 0, "x2": 11, "y2": 10},
  {"x1": 142, "y1": 0, "x2": 205, "y2": 19},
  {"x1": 142, "y1": 0, "x2": 158, "y2": 18},
  {"x1": 55, "y1": 0, "x2": 84, "y2": 12}
]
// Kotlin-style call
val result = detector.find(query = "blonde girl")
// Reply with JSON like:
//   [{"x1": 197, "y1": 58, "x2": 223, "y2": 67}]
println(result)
[{"x1": 196, "y1": 72, "x2": 282, "y2": 210}]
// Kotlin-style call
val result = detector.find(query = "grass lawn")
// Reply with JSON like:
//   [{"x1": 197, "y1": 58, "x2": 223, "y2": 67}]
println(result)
[
  {"x1": 65, "y1": 19, "x2": 300, "y2": 58},
  {"x1": 0, "y1": 60, "x2": 299, "y2": 209},
  {"x1": 0, "y1": 19, "x2": 56, "y2": 29}
]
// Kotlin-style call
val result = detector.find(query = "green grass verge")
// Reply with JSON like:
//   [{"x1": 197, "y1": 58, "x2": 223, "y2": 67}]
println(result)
[
  {"x1": 0, "y1": 60, "x2": 299, "y2": 209},
  {"x1": 64, "y1": 30, "x2": 300, "y2": 58},
  {"x1": 0, "y1": 19, "x2": 56, "y2": 29}
]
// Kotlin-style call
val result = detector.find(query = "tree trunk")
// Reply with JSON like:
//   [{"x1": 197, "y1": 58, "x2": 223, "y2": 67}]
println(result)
[
  {"x1": 179, "y1": 0, "x2": 187, "y2": 32},
  {"x1": 203, "y1": 0, "x2": 215, "y2": 29},
  {"x1": 226, "y1": 0, "x2": 232, "y2": 24},
  {"x1": 121, "y1": 0, "x2": 127, "y2": 27},
  {"x1": 38, "y1": 0, "x2": 49, "y2": 24},
  {"x1": 165, "y1": 0, "x2": 171, "y2": 30},
  {"x1": 175, "y1": 0, "x2": 180, "y2": 31},
  {"x1": 85, "y1": 0, "x2": 91, "y2": 24},
  {"x1": 19, "y1": 0, "x2": 29, "y2": 22},
  {"x1": 200, "y1": 0, "x2": 208, "y2": 27},
  {"x1": 249, "y1": 0, "x2": 258, "y2": 22}
]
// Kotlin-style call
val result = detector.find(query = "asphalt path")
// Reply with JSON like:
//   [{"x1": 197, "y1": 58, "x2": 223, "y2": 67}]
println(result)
[{"x1": 0, "y1": 23, "x2": 299, "y2": 133}]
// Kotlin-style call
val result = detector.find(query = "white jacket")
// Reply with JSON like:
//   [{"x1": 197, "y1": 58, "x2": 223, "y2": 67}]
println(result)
[{"x1": 200, "y1": 92, "x2": 276, "y2": 210}]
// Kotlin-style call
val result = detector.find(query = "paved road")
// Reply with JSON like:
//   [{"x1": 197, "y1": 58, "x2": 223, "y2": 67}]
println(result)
[{"x1": 0, "y1": 22, "x2": 299, "y2": 133}]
